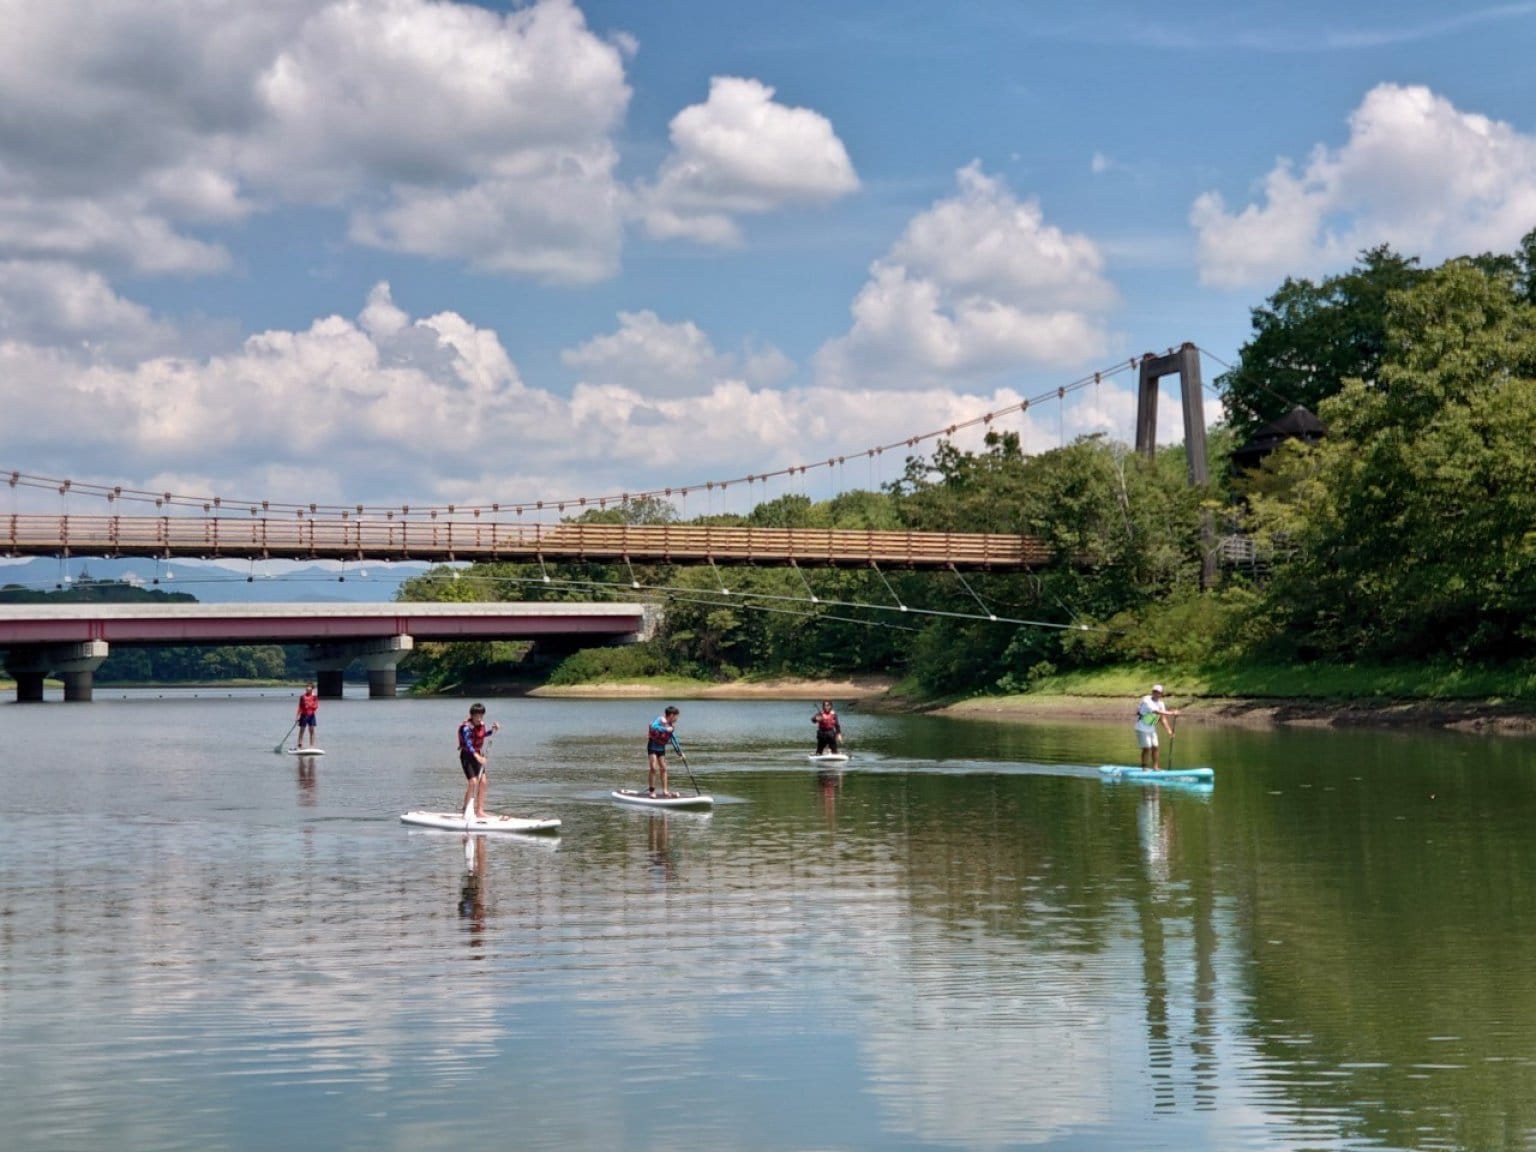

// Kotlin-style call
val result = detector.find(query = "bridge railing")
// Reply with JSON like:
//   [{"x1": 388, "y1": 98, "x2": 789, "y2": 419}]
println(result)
[{"x1": 4, "y1": 514, "x2": 1052, "y2": 570}]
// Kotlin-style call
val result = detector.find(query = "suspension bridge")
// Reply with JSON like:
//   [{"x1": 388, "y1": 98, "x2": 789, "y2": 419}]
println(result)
[
  {"x1": 2, "y1": 346, "x2": 1223, "y2": 701},
  {"x1": 1, "y1": 514, "x2": 1050, "y2": 570},
  {"x1": 4, "y1": 345, "x2": 1213, "y2": 573}
]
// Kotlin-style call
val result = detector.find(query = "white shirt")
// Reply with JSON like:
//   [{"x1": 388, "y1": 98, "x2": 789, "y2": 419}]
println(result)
[{"x1": 1135, "y1": 695, "x2": 1168, "y2": 733}]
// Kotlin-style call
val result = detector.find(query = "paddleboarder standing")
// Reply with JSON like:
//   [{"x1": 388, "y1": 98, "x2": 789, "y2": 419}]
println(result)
[
  {"x1": 294, "y1": 683, "x2": 320, "y2": 749},
  {"x1": 812, "y1": 700, "x2": 842, "y2": 754},
  {"x1": 647, "y1": 706, "x2": 681, "y2": 798},
  {"x1": 1135, "y1": 684, "x2": 1180, "y2": 771},
  {"x1": 458, "y1": 703, "x2": 501, "y2": 818}
]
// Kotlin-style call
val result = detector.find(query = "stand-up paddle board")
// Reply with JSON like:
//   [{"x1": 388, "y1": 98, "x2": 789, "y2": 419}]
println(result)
[
  {"x1": 611, "y1": 789, "x2": 713, "y2": 809},
  {"x1": 287, "y1": 748, "x2": 325, "y2": 756},
  {"x1": 1099, "y1": 765, "x2": 1213, "y2": 784},
  {"x1": 400, "y1": 810, "x2": 561, "y2": 833},
  {"x1": 807, "y1": 752, "x2": 850, "y2": 764}
]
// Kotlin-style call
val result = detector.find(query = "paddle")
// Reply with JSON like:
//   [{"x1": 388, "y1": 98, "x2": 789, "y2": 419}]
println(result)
[
  {"x1": 273, "y1": 719, "x2": 298, "y2": 754},
  {"x1": 465, "y1": 730, "x2": 497, "y2": 820},
  {"x1": 673, "y1": 738, "x2": 704, "y2": 797},
  {"x1": 1165, "y1": 719, "x2": 1176, "y2": 772}
]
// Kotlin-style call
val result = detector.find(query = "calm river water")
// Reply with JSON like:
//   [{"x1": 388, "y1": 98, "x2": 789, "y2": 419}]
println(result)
[{"x1": 2, "y1": 690, "x2": 1535, "y2": 1151}]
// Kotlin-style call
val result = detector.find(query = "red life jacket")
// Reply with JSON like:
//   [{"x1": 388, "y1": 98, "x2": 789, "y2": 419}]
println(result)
[
  {"x1": 815, "y1": 709, "x2": 839, "y2": 733},
  {"x1": 459, "y1": 719, "x2": 488, "y2": 755}
]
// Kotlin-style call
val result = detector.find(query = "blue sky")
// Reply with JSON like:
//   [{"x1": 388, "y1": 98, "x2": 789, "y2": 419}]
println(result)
[{"x1": 2, "y1": 0, "x2": 1534, "y2": 517}]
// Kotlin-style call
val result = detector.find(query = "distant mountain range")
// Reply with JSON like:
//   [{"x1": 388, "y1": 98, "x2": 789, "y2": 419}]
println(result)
[{"x1": 0, "y1": 556, "x2": 433, "y2": 604}]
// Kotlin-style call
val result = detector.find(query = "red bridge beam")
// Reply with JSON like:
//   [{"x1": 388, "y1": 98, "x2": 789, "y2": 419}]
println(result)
[{"x1": 0, "y1": 602, "x2": 646, "y2": 646}]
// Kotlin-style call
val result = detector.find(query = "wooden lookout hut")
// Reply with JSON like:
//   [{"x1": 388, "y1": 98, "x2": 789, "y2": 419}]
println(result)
[{"x1": 1230, "y1": 406, "x2": 1327, "y2": 473}]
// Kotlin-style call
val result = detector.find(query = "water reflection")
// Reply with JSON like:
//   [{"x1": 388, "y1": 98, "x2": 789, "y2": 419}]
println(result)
[
  {"x1": 295, "y1": 753, "x2": 317, "y2": 805},
  {"x1": 459, "y1": 833, "x2": 488, "y2": 946},
  {"x1": 1133, "y1": 787, "x2": 1219, "y2": 1114},
  {"x1": 1138, "y1": 787, "x2": 1173, "y2": 885},
  {"x1": 4, "y1": 694, "x2": 1536, "y2": 1150},
  {"x1": 816, "y1": 768, "x2": 842, "y2": 825},
  {"x1": 647, "y1": 813, "x2": 677, "y2": 884}
]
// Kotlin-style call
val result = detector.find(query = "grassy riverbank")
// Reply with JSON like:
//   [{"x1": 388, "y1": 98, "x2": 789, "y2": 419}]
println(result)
[
  {"x1": 935, "y1": 663, "x2": 1536, "y2": 733},
  {"x1": 442, "y1": 662, "x2": 1536, "y2": 732}
]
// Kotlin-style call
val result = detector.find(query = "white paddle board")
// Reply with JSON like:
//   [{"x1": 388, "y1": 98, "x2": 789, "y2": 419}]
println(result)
[
  {"x1": 287, "y1": 748, "x2": 325, "y2": 756},
  {"x1": 807, "y1": 753, "x2": 850, "y2": 763},
  {"x1": 400, "y1": 810, "x2": 561, "y2": 833},
  {"x1": 611, "y1": 789, "x2": 714, "y2": 810}
]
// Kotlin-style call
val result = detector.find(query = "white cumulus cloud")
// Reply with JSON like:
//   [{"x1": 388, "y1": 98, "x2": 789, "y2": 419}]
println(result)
[
  {"x1": 1192, "y1": 83, "x2": 1536, "y2": 287},
  {"x1": 816, "y1": 163, "x2": 1116, "y2": 389},
  {"x1": 0, "y1": 261, "x2": 177, "y2": 359},
  {"x1": 562, "y1": 310, "x2": 792, "y2": 397},
  {"x1": 0, "y1": 283, "x2": 1141, "y2": 514},
  {"x1": 0, "y1": 0, "x2": 632, "y2": 283},
  {"x1": 639, "y1": 76, "x2": 859, "y2": 245}
]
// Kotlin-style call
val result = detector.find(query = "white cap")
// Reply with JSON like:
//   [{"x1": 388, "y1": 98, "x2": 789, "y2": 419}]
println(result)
[{"x1": 1151, "y1": 684, "x2": 1164, "y2": 694}]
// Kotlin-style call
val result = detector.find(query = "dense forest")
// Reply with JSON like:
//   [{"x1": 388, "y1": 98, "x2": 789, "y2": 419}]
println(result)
[
  {"x1": 0, "y1": 577, "x2": 305, "y2": 683},
  {"x1": 397, "y1": 228, "x2": 1536, "y2": 698}
]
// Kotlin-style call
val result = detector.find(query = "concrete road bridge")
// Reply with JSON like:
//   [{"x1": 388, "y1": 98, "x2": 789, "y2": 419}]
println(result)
[{"x1": 0, "y1": 601, "x2": 648, "y2": 703}]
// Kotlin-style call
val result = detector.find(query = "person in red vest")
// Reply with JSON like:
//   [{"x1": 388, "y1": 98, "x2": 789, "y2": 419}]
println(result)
[
  {"x1": 812, "y1": 700, "x2": 842, "y2": 754},
  {"x1": 458, "y1": 703, "x2": 501, "y2": 817},
  {"x1": 647, "y1": 706, "x2": 681, "y2": 797},
  {"x1": 295, "y1": 683, "x2": 320, "y2": 749}
]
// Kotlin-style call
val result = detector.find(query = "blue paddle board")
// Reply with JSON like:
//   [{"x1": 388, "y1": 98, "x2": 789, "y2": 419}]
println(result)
[{"x1": 1099, "y1": 765, "x2": 1213, "y2": 784}]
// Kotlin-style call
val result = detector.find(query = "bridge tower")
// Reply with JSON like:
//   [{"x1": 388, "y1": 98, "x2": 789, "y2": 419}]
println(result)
[{"x1": 1136, "y1": 342, "x2": 1217, "y2": 587}]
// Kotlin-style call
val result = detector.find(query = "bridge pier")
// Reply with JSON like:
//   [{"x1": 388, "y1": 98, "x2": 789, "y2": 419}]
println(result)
[
  {"x1": 308, "y1": 635, "x2": 414, "y2": 700},
  {"x1": 367, "y1": 667, "x2": 398, "y2": 698},
  {"x1": 62, "y1": 670, "x2": 96, "y2": 702},
  {"x1": 11, "y1": 669, "x2": 45, "y2": 702},
  {"x1": 3, "y1": 641, "x2": 109, "y2": 703}
]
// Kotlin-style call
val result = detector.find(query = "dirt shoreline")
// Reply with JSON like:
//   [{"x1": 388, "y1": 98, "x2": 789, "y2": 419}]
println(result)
[
  {"x1": 526, "y1": 675, "x2": 897, "y2": 701},
  {"x1": 937, "y1": 694, "x2": 1536, "y2": 734},
  {"x1": 445, "y1": 676, "x2": 1536, "y2": 733}
]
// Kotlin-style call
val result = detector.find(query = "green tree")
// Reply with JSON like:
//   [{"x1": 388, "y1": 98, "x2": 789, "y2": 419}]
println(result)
[
  {"x1": 889, "y1": 431, "x2": 1211, "y2": 691},
  {"x1": 1249, "y1": 260, "x2": 1536, "y2": 661},
  {"x1": 568, "y1": 495, "x2": 678, "y2": 525},
  {"x1": 1467, "y1": 226, "x2": 1536, "y2": 305},
  {"x1": 1218, "y1": 245, "x2": 1423, "y2": 444}
]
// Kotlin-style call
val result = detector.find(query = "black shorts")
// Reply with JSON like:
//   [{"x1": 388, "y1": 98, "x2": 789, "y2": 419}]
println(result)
[
  {"x1": 298, "y1": 715, "x2": 316, "y2": 729},
  {"x1": 461, "y1": 752, "x2": 483, "y2": 780},
  {"x1": 647, "y1": 744, "x2": 668, "y2": 758}
]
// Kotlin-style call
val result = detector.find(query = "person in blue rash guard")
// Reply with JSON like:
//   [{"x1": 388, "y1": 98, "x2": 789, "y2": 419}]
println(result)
[
  {"x1": 646, "y1": 706, "x2": 681, "y2": 797},
  {"x1": 458, "y1": 703, "x2": 501, "y2": 817}
]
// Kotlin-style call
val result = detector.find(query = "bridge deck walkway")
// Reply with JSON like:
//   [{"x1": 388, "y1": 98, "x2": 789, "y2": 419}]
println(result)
[{"x1": 5, "y1": 515, "x2": 1050, "y2": 570}]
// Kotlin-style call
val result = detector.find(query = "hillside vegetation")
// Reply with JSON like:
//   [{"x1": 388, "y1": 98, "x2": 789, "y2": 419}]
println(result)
[{"x1": 401, "y1": 231, "x2": 1536, "y2": 704}]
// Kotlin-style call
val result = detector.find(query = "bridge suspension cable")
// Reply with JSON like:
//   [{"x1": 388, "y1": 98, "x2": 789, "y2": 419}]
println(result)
[
  {"x1": 3, "y1": 355, "x2": 1152, "y2": 523},
  {"x1": 403, "y1": 568, "x2": 1109, "y2": 634}
]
